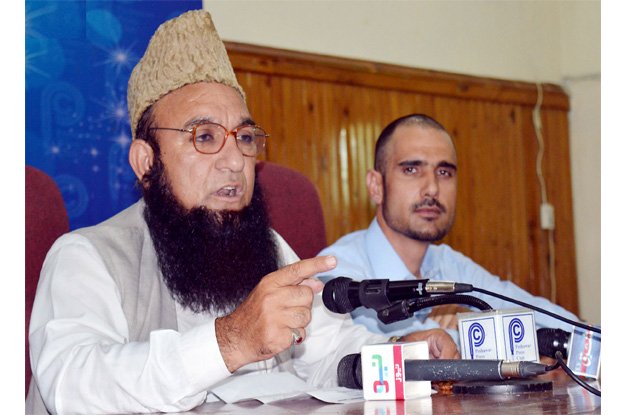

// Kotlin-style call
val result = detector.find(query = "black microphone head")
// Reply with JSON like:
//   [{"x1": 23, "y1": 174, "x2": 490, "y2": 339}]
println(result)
[
  {"x1": 322, "y1": 277, "x2": 358, "y2": 314},
  {"x1": 537, "y1": 328, "x2": 570, "y2": 359},
  {"x1": 337, "y1": 353, "x2": 362, "y2": 389}
]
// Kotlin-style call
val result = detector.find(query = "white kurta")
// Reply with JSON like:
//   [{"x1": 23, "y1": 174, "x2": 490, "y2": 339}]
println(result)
[{"x1": 27, "y1": 202, "x2": 386, "y2": 414}]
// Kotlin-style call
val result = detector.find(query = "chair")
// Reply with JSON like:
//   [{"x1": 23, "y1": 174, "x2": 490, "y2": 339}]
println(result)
[
  {"x1": 256, "y1": 161, "x2": 327, "y2": 259},
  {"x1": 25, "y1": 166, "x2": 69, "y2": 396}
]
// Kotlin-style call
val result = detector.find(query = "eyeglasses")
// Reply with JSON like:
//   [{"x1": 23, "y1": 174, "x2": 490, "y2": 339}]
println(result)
[{"x1": 149, "y1": 122, "x2": 269, "y2": 157}]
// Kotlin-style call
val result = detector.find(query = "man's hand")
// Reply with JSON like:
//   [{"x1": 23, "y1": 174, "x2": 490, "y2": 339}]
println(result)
[
  {"x1": 427, "y1": 304, "x2": 472, "y2": 330},
  {"x1": 399, "y1": 329, "x2": 460, "y2": 359},
  {"x1": 215, "y1": 256, "x2": 335, "y2": 372}
]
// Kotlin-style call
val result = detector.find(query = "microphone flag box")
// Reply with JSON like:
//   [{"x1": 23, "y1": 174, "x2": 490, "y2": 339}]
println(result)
[
  {"x1": 457, "y1": 308, "x2": 539, "y2": 362},
  {"x1": 567, "y1": 326, "x2": 601, "y2": 379},
  {"x1": 360, "y1": 341, "x2": 431, "y2": 401}
]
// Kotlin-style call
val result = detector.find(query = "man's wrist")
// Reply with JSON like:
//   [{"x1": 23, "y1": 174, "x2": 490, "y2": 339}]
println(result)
[
  {"x1": 388, "y1": 335, "x2": 402, "y2": 343},
  {"x1": 215, "y1": 315, "x2": 242, "y2": 373}
]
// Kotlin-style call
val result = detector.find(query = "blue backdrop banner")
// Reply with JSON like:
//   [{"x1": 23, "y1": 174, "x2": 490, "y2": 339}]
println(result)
[{"x1": 26, "y1": 0, "x2": 202, "y2": 230}]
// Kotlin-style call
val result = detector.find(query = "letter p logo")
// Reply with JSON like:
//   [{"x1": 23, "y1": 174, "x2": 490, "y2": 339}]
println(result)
[{"x1": 508, "y1": 318, "x2": 525, "y2": 355}]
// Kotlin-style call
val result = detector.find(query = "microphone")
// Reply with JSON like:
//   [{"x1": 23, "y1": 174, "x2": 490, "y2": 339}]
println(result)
[
  {"x1": 537, "y1": 328, "x2": 570, "y2": 359},
  {"x1": 337, "y1": 353, "x2": 549, "y2": 389},
  {"x1": 322, "y1": 276, "x2": 473, "y2": 314}
]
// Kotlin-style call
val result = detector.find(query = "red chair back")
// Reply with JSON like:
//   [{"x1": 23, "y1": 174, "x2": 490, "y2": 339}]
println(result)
[
  {"x1": 25, "y1": 166, "x2": 69, "y2": 396},
  {"x1": 256, "y1": 161, "x2": 327, "y2": 259}
]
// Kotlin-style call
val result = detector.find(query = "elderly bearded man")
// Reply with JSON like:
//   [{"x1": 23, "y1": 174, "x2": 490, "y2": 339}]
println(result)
[{"x1": 26, "y1": 10, "x2": 458, "y2": 414}]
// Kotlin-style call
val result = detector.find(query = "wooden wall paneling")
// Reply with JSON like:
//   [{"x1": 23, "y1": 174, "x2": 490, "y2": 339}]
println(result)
[
  {"x1": 433, "y1": 98, "x2": 534, "y2": 295},
  {"x1": 228, "y1": 42, "x2": 578, "y2": 312},
  {"x1": 505, "y1": 106, "x2": 534, "y2": 294},
  {"x1": 467, "y1": 102, "x2": 518, "y2": 281},
  {"x1": 343, "y1": 85, "x2": 371, "y2": 234},
  {"x1": 336, "y1": 84, "x2": 354, "y2": 234},
  {"x1": 520, "y1": 104, "x2": 550, "y2": 299},
  {"x1": 516, "y1": 104, "x2": 578, "y2": 314},
  {"x1": 318, "y1": 81, "x2": 347, "y2": 240},
  {"x1": 433, "y1": 96, "x2": 477, "y2": 260},
  {"x1": 499, "y1": 103, "x2": 527, "y2": 285},
  {"x1": 464, "y1": 101, "x2": 499, "y2": 271},
  {"x1": 296, "y1": 78, "x2": 349, "y2": 241},
  {"x1": 543, "y1": 110, "x2": 579, "y2": 314},
  {"x1": 236, "y1": 72, "x2": 271, "y2": 162},
  {"x1": 501, "y1": 104, "x2": 532, "y2": 289},
  {"x1": 225, "y1": 42, "x2": 569, "y2": 110},
  {"x1": 270, "y1": 76, "x2": 299, "y2": 166}
]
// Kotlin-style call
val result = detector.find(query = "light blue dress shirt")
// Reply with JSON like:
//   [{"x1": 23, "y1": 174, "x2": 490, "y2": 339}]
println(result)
[{"x1": 318, "y1": 218, "x2": 578, "y2": 344}]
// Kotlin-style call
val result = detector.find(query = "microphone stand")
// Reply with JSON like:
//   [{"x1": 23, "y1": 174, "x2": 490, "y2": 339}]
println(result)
[{"x1": 377, "y1": 294, "x2": 493, "y2": 324}]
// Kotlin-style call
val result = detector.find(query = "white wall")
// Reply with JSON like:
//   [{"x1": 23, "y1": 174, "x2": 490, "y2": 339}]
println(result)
[
  {"x1": 565, "y1": 77, "x2": 600, "y2": 325},
  {"x1": 203, "y1": 0, "x2": 601, "y2": 324},
  {"x1": 558, "y1": 1, "x2": 600, "y2": 326}
]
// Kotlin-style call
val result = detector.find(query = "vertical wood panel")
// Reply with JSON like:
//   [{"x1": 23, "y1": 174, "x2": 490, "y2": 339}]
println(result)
[
  {"x1": 543, "y1": 111, "x2": 578, "y2": 312},
  {"x1": 227, "y1": 43, "x2": 578, "y2": 313}
]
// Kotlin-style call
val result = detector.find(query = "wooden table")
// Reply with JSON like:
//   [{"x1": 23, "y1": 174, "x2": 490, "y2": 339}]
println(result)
[{"x1": 182, "y1": 369, "x2": 601, "y2": 414}]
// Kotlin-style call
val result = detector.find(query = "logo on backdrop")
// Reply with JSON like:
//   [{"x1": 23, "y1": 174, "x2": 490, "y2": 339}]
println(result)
[{"x1": 26, "y1": 0, "x2": 202, "y2": 229}]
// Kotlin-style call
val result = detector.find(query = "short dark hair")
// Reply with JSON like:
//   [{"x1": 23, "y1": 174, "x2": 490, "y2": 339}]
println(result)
[
  {"x1": 374, "y1": 114, "x2": 449, "y2": 173},
  {"x1": 134, "y1": 105, "x2": 162, "y2": 188},
  {"x1": 135, "y1": 104, "x2": 157, "y2": 148}
]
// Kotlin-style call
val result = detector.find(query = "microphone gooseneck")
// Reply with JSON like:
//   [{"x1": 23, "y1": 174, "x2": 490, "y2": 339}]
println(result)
[{"x1": 377, "y1": 294, "x2": 493, "y2": 324}]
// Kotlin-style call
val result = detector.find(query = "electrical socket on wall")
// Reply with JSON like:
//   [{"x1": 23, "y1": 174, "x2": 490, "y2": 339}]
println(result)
[{"x1": 540, "y1": 203, "x2": 555, "y2": 230}]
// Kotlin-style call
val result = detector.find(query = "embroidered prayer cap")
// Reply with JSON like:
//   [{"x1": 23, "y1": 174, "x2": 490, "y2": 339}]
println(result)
[{"x1": 127, "y1": 9, "x2": 245, "y2": 140}]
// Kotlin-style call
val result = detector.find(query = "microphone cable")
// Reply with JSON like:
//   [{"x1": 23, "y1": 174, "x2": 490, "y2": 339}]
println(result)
[
  {"x1": 322, "y1": 276, "x2": 599, "y2": 334},
  {"x1": 544, "y1": 351, "x2": 601, "y2": 397},
  {"x1": 367, "y1": 283, "x2": 602, "y2": 396},
  {"x1": 469, "y1": 286, "x2": 601, "y2": 396},
  {"x1": 323, "y1": 276, "x2": 602, "y2": 395},
  {"x1": 471, "y1": 286, "x2": 600, "y2": 334}
]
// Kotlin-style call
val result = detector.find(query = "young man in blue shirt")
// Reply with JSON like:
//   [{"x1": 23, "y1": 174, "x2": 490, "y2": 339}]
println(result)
[{"x1": 318, "y1": 113, "x2": 579, "y2": 344}]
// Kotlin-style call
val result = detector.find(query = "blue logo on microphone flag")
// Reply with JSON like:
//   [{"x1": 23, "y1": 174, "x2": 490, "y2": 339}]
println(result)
[
  {"x1": 26, "y1": 0, "x2": 202, "y2": 230},
  {"x1": 502, "y1": 312, "x2": 538, "y2": 362},
  {"x1": 458, "y1": 316, "x2": 499, "y2": 360},
  {"x1": 507, "y1": 317, "x2": 525, "y2": 355},
  {"x1": 458, "y1": 308, "x2": 539, "y2": 362}
]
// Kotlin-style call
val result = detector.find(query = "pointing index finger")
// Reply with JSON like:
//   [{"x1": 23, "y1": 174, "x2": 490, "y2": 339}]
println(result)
[{"x1": 272, "y1": 256, "x2": 336, "y2": 287}]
